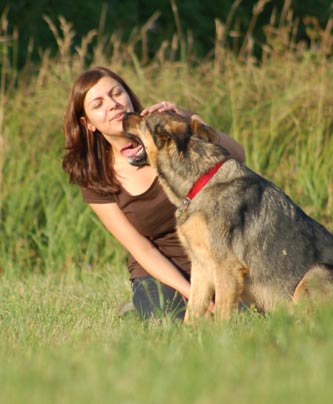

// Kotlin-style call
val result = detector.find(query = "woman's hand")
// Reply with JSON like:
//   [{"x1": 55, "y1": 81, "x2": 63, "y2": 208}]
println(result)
[
  {"x1": 141, "y1": 102, "x2": 205, "y2": 121},
  {"x1": 141, "y1": 101, "x2": 180, "y2": 116}
]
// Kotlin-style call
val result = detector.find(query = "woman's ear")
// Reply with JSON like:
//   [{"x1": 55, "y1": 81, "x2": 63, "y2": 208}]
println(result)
[{"x1": 80, "y1": 116, "x2": 96, "y2": 132}]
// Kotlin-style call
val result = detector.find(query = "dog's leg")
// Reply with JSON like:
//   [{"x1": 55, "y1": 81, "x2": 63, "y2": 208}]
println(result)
[
  {"x1": 184, "y1": 260, "x2": 214, "y2": 323},
  {"x1": 214, "y1": 258, "x2": 247, "y2": 320},
  {"x1": 178, "y1": 214, "x2": 215, "y2": 323}
]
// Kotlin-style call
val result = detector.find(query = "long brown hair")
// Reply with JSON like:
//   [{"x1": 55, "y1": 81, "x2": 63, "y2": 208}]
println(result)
[{"x1": 62, "y1": 66, "x2": 143, "y2": 194}]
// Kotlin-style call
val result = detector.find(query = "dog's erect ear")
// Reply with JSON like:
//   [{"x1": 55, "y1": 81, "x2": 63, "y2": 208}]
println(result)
[
  {"x1": 191, "y1": 119, "x2": 220, "y2": 144},
  {"x1": 146, "y1": 112, "x2": 191, "y2": 152},
  {"x1": 122, "y1": 112, "x2": 144, "y2": 135}
]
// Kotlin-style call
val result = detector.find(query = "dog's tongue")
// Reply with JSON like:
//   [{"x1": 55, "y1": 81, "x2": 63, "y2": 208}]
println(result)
[{"x1": 120, "y1": 143, "x2": 141, "y2": 158}]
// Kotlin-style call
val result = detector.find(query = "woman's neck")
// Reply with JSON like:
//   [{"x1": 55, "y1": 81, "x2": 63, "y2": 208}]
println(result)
[{"x1": 103, "y1": 132, "x2": 129, "y2": 157}]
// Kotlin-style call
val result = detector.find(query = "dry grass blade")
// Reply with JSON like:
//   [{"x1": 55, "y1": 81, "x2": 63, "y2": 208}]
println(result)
[
  {"x1": 141, "y1": 11, "x2": 161, "y2": 65},
  {"x1": 239, "y1": 0, "x2": 271, "y2": 60},
  {"x1": 214, "y1": 0, "x2": 243, "y2": 72},
  {"x1": 74, "y1": 29, "x2": 98, "y2": 69},
  {"x1": 43, "y1": 15, "x2": 76, "y2": 61},
  {"x1": 170, "y1": 0, "x2": 186, "y2": 60}
]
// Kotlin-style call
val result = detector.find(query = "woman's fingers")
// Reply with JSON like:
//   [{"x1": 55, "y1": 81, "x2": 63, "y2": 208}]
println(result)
[{"x1": 141, "y1": 101, "x2": 180, "y2": 115}]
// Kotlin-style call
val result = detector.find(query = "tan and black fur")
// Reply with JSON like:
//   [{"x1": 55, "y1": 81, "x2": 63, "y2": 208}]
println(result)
[{"x1": 123, "y1": 111, "x2": 333, "y2": 321}]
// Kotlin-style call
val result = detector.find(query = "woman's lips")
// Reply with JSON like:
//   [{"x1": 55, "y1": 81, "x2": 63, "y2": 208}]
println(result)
[{"x1": 112, "y1": 111, "x2": 125, "y2": 121}]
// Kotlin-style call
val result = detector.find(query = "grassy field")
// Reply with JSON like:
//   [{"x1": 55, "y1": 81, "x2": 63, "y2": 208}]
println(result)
[
  {"x1": 1, "y1": 6, "x2": 333, "y2": 403},
  {"x1": 1, "y1": 270, "x2": 333, "y2": 404},
  {"x1": 1, "y1": 272, "x2": 333, "y2": 404}
]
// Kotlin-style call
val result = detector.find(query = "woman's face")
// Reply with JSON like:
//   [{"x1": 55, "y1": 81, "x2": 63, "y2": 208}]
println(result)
[{"x1": 82, "y1": 76, "x2": 134, "y2": 137}]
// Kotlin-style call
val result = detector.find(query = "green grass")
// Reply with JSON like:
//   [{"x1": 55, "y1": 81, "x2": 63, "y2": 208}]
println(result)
[{"x1": 1, "y1": 271, "x2": 333, "y2": 404}]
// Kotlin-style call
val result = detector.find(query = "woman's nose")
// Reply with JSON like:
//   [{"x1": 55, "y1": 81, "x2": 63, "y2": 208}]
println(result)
[{"x1": 107, "y1": 96, "x2": 119, "y2": 109}]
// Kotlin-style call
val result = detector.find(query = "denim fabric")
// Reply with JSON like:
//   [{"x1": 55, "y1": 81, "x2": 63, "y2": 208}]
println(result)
[{"x1": 132, "y1": 276, "x2": 187, "y2": 320}]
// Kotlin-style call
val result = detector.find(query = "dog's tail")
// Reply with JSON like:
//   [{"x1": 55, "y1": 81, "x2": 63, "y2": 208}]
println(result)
[{"x1": 293, "y1": 263, "x2": 333, "y2": 305}]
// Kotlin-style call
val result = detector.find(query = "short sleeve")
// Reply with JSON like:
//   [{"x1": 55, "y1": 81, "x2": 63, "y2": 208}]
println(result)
[{"x1": 81, "y1": 187, "x2": 116, "y2": 204}]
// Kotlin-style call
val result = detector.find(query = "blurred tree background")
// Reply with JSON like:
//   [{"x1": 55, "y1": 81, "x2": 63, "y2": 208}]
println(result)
[{"x1": 1, "y1": 0, "x2": 332, "y2": 68}]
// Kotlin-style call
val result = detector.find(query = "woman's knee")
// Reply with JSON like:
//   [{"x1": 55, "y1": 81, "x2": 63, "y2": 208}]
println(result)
[{"x1": 132, "y1": 276, "x2": 187, "y2": 320}]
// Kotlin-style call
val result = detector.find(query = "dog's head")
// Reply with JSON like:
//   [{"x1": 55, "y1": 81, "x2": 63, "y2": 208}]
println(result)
[{"x1": 122, "y1": 111, "x2": 222, "y2": 167}]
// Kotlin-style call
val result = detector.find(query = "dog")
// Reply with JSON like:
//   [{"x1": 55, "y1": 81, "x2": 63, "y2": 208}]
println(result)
[{"x1": 123, "y1": 111, "x2": 333, "y2": 321}]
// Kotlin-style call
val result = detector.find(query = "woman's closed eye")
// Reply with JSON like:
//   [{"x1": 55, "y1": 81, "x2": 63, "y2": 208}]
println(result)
[
  {"x1": 111, "y1": 88, "x2": 123, "y2": 97},
  {"x1": 91, "y1": 101, "x2": 103, "y2": 109}
]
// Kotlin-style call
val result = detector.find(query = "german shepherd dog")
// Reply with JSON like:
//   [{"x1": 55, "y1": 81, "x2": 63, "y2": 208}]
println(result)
[{"x1": 123, "y1": 111, "x2": 333, "y2": 321}]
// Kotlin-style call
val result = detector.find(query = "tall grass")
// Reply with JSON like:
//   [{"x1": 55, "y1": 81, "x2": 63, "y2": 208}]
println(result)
[
  {"x1": 3, "y1": 3, "x2": 333, "y2": 273},
  {"x1": 1, "y1": 1, "x2": 333, "y2": 276}
]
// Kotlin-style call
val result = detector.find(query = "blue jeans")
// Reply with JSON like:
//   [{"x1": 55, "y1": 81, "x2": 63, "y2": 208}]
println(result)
[{"x1": 131, "y1": 276, "x2": 187, "y2": 320}]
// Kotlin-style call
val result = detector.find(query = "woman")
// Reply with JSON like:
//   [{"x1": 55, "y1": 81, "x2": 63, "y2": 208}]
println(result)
[{"x1": 62, "y1": 66, "x2": 245, "y2": 320}]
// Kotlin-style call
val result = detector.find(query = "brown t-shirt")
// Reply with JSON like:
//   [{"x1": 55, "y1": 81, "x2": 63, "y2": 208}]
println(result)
[{"x1": 81, "y1": 177, "x2": 191, "y2": 280}]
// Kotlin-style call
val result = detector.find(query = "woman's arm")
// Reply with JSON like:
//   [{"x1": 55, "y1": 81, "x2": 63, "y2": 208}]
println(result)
[
  {"x1": 216, "y1": 131, "x2": 245, "y2": 163},
  {"x1": 89, "y1": 202, "x2": 191, "y2": 299},
  {"x1": 190, "y1": 114, "x2": 245, "y2": 163}
]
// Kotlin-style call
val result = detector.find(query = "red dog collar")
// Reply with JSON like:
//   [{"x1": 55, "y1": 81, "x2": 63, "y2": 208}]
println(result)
[{"x1": 178, "y1": 161, "x2": 224, "y2": 213}]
